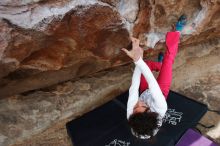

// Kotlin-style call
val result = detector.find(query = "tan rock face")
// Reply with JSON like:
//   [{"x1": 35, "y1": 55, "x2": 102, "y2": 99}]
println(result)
[
  {"x1": 0, "y1": 2, "x2": 131, "y2": 97},
  {"x1": 0, "y1": 0, "x2": 219, "y2": 97},
  {"x1": 0, "y1": 0, "x2": 219, "y2": 145},
  {"x1": 0, "y1": 65, "x2": 132, "y2": 146},
  {"x1": 21, "y1": 5, "x2": 130, "y2": 70}
]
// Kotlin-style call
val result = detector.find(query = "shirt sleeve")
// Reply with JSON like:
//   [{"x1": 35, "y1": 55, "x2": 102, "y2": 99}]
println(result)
[
  {"x1": 127, "y1": 66, "x2": 141, "y2": 119},
  {"x1": 135, "y1": 58, "x2": 167, "y2": 117}
]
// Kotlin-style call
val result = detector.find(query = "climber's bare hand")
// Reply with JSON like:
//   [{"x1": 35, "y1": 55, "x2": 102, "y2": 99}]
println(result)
[{"x1": 122, "y1": 37, "x2": 143, "y2": 62}]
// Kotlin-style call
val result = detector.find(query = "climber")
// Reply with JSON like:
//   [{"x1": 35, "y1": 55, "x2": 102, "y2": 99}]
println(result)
[{"x1": 121, "y1": 15, "x2": 187, "y2": 139}]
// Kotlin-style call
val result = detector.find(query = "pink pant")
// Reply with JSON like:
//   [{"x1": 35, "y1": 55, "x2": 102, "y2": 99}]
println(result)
[{"x1": 140, "y1": 32, "x2": 180, "y2": 99}]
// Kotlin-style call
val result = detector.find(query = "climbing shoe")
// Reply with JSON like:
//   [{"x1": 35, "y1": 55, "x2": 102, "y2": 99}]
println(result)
[
  {"x1": 175, "y1": 14, "x2": 187, "y2": 32},
  {"x1": 158, "y1": 52, "x2": 164, "y2": 63}
]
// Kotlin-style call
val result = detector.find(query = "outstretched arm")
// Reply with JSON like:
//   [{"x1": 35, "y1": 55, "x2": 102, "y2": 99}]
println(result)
[
  {"x1": 123, "y1": 37, "x2": 143, "y2": 119},
  {"x1": 126, "y1": 66, "x2": 141, "y2": 119}
]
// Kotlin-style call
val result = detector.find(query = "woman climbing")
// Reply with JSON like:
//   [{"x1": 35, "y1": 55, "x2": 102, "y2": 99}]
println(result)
[{"x1": 122, "y1": 15, "x2": 187, "y2": 139}]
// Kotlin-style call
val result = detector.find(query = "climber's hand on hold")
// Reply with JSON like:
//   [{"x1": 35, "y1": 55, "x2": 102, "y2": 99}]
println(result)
[{"x1": 122, "y1": 37, "x2": 143, "y2": 62}]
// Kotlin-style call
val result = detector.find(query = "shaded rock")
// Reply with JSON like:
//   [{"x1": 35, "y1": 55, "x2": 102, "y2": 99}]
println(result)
[{"x1": 0, "y1": 65, "x2": 133, "y2": 146}]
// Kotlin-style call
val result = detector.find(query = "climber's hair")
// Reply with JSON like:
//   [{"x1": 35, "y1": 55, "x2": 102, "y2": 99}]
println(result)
[{"x1": 128, "y1": 110, "x2": 159, "y2": 138}]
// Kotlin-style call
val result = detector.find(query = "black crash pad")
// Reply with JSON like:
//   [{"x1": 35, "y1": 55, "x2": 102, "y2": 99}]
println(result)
[{"x1": 66, "y1": 91, "x2": 207, "y2": 146}]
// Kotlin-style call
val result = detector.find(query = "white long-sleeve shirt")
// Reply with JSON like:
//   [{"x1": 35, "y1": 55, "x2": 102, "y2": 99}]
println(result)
[{"x1": 127, "y1": 57, "x2": 168, "y2": 138}]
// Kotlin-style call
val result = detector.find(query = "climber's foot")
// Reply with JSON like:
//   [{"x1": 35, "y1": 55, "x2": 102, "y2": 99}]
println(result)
[
  {"x1": 158, "y1": 52, "x2": 164, "y2": 63},
  {"x1": 175, "y1": 14, "x2": 187, "y2": 32}
]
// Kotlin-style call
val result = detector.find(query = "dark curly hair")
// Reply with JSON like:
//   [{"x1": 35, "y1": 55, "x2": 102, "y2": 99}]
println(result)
[{"x1": 128, "y1": 110, "x2": 159, "y2": 138}]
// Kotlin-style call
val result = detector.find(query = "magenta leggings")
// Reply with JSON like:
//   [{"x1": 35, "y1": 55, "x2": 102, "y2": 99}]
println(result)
[{"x1": 140, "y1": 32, "x2": 180, "y2": 99}]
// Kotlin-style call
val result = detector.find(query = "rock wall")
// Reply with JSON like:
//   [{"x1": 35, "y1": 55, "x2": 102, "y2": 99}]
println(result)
[
  {"x1": 0, "y1": 0, "x2": 219, "y2": 146},
  {"x1": 1, "y1": 0, "x2": 219, "y2": 98}
]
